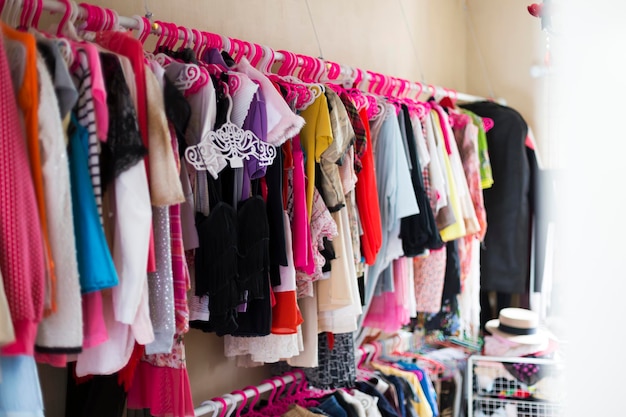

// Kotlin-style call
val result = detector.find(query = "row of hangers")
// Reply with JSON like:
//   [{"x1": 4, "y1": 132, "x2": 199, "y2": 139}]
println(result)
[
  {"x1": 357, "y1": 333, "x2": 449, "y2": 380},
  {"x1": 197, "y1": 370, "x2": 330, "y2": 417},
  {"x1": 1, "y1": 0, "x2": 489, "y2": 176},
  {"x1": 2, "y1": 0, "x2": 466, "y2": 120},
  {"x1": 197, "y1": 332, "x2": 468, "y2": 417}
]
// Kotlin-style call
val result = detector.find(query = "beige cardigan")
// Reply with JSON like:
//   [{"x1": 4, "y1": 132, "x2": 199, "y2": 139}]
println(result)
[{"x1": 145, "y1": 66, "x2": 185, "y2": 207}]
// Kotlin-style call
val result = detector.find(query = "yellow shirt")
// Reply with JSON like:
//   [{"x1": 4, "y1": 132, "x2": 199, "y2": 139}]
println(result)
[
  {"x1": 298, "y1": 88, "x2": 333, "y2": 220},
  {"x1": 371, "y1": 361, "x2": 434, "y2": 417},
  {"x1": 431, "y1": 111, "x2": 466, "y2": 242}
]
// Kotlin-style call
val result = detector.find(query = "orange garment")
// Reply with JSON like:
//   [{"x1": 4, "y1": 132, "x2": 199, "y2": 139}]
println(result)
[
  {"x1": 2, "y1": 24, "x2": 56, "y2": 314},
  {"x1": 355, "y1": 108, "x2": 382, "y2": 265}
]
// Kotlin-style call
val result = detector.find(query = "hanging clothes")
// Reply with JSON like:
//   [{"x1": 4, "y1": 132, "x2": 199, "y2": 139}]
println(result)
[
  {"x1": 360, "y1": 102, "x2": 419, "y2": 326},
  {"x1": 0, "y1": 8, "x2": 521, "y2": 417},
  {"x1": 0, "y1": 26, "x2": 47, "y2": 356},
  {"x1": 459, "y1": 101, "x2": 536, "y2": 295},
  {"x1": 34, "y1": 48, "x2": 83, "y2": 354}
]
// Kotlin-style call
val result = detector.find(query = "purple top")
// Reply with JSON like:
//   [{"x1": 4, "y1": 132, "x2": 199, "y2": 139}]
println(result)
[{"x1": 241, "y1": 85, "x2": 268, "y2": 199}]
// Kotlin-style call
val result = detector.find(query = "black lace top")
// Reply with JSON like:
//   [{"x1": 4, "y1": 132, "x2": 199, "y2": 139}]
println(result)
[{"x1": 99, "y1": 52, "x2": 147, "y2": 190}]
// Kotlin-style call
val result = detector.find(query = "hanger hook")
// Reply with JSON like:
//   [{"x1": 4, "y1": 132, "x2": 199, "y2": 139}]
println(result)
[
  {"x1": 352, "y1": 67, "x2": 363, "y2": 89},
  {"x1": 274, "y1": 375, "x2": 287, "y2": 400},
  {"x1": 56, "y1": 0, "x2": 73, "y2": 36},
  {"x1": 260, "y1": 45, "x2": 275, "y2": 74},
  {"x1": 276, "y1": 50, "x2": 295, "y2": 77},
  {"x1": 19, "y1": 0, "x2": 33, "y2": 29},
  {"x1": 108, "y1": 8, "x2": 119, "y2": 31},
  {"x1": 210, "y1": 397, "x2": 228, "y2": 417},
  {"x1": 221, "y1": 394, "x2": 239, "y2": 417},
  {"x1": 31, "y1": 0, "x2": 44, "y2": 28},
  {"x1": 248, "y1": 42, "x2": 264, "y2": 68},
  {"x1": 263, "y1": 378, "x2": 278, "y2": 406},
  {"x1": 242, "y1": 385, "x2": 260, "y2": 414},
  {"x1": 282, "y1": 371, "x2": 298, "y2": 397},
  {"x1": 229, "y1": 390, "x2": 248, "y2": 417},
  {"x1": 168, "y1": 22, "x2": 180, "y2": 50},
  {"x1": 178, "y1": 25, "x2": 188, "y2": 49}
]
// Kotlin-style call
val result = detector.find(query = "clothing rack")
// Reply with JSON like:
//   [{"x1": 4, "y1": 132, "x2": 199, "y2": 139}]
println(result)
[
  {"x1": 32, "y1": 0, "x2": 498, "y2": 104},
  {"x1": 3, "y1": 2, "x2": 496, "y2": 415},
  {"x1": 195, "y1": 332, "x2": 416, "y2": 417},
  {"x1": 194, "y1": 372, "x2": 303, "y2": 417}
]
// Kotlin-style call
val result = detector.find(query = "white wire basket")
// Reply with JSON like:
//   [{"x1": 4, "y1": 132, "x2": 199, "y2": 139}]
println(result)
[{"x1": 467, "y1": 355, "x2": 565, "y2": 417}]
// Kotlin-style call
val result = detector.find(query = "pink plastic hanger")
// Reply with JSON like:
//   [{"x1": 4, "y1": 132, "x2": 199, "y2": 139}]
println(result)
[
  {"x1": 107, "y1": 8, "x2": 119, "y2": 30},
  {"x1": 251, "y1": 378, "x2": 276, "y2": 416},
  {"x1": 352, "y1": 67, "x2": 364, "y2": 89},
  {"x1": 57, "y1": 0, "x2": 74, "y2": 36},
  {"x1": 232, "y1": 39, "x2": 247, "y2": 62},
  {"x1": 241, "y1": 385, "x2": 261, "y2": 417},
  {"x1": 299, "y1": 55, "x2": 314, "y2": 82},
  {"x1": 101, "y1": 7, "x2": 111, "y2": 30},
  {"x1": 256, "y1": 45, "x2": 275, "y2": 74},
  {"x1": 308, "y1": 56, "x2": 324, "y2": 83},
  {"x1": 211, "y1": 397, "x2": 229, "y2": 417},
  {"x1": 237, "y1": 39, "x2": 251, "y2": 62},
  {"x1": 377, "y1": 74, "x2": 391, "y2": 96},
  {"x1": 314, "y1": 58, "x2": 326, "y2": 83},
  {"x1": 294, "y1": 54, "x2": 311, "y2": 82},
  {"x1": 79, "y1": 3, "x2": 97, "y2": 32},
  {"x1": 228, "y1": 37, "x2": 243, "y2": 61},
  {"x1": 274, "y1": 376, "x2": 288, "y2": 401},
  {"x1": 198, "y1": 31, "x2": 212, "y2": 58},
  {"x1": 221, "y1": 394, "x2": 240, "y2": 417},
  {"x1": 281, "y1": 371, "x2": 299, "y2": 399},
  {"x1": 240, "y1": 40, "x2": 253, "y2": 62},
  {"x1": 274, "y1": 375, "x2": 300, "y2": 414},
  {"x1": 165, "y1": 22, "x2": 178, "y2": 49},
  {"x1": 248, "y1": 42, "x2": 264, "y2": 67},
  {"x1": 229, "y1": 390, "x2": 248, "y2": 417},
  {"x1": 191, "y1": 28, "x2": 203, "y2": 56},
  {"x1": 412, "y1": 82, "x2": 424, "y2": 101},
  {"x1": 177, "y1": 25, "x2": 190, "y2": 49},
  {"x1": 132, "y1": 15, "x2": 152, "y2": 44},
  {"x1": 31, "y1": 0, "x2": 43, "y2": 28},
  {"x1": 17, "y1": 0, "x2": 33, "y2": 29},
  {"x1": 152, "y1": 20, "x2": 169, "y2": 52},
  {"x1": 395, "y1": 79, "x2": 407, "y2": 98},
  {"x1": 370, "y1": 72, "x2": 386, "y2": 96},
  {"x1": 196, "y1": 31, "x2": 207, "y2": 58},
  {"x1": 90, "y1": 4, "x2": 107, "y2": 32},
  {"x1": 325, "y1": 60, "x2": 342, "y2": 82},
  {"x1": 376, "y1": 73, "x2": 388, "y2": 96},
  {"x1": 276, "y1": 50, "x2": 299, "y2": 77},
  {"x1": 167, "y1": 22, "x2": 180, "y2": 51},
  {"x1": 386, "y1": 77, "x2": 400, "y2": 97}
]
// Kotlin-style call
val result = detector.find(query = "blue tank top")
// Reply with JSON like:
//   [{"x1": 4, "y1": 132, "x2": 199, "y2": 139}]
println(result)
[{"x1": 68, "y1": 115, "x2": 118, "y2": 293}]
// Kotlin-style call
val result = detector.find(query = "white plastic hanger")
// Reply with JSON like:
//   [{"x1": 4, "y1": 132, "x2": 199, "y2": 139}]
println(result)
[{"x1": 185, "y1": 83, "x2": 277, "y2": 177}]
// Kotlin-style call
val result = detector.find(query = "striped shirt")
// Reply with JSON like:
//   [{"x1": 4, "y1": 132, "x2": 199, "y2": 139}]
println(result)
[{"x1": 71, "y1": 49, "x2": 102, "y2": 223}]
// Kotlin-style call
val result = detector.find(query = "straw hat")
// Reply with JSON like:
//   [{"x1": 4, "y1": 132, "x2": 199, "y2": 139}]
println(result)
[{"x1": 485, "y1": 308, "x2": 548, "y2": 345}]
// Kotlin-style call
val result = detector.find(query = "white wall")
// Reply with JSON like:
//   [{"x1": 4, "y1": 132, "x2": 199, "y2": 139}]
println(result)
[{"x1": 464, "y1": 0, "x2": 552, "y2": 166}]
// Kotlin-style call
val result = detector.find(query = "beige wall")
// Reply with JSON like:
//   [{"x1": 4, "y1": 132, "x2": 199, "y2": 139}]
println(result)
[
  {"x1": 33, "y1": 1, "x2": 544, "y2": 416},
  {"x1": 464, "y1": 0, "x2": 552, "y2": 165}
]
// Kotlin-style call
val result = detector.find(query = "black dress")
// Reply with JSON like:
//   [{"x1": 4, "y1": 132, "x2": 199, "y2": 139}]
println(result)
[{"x1": 459, "y1": 101, "x2": 536, "y2": 294}]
